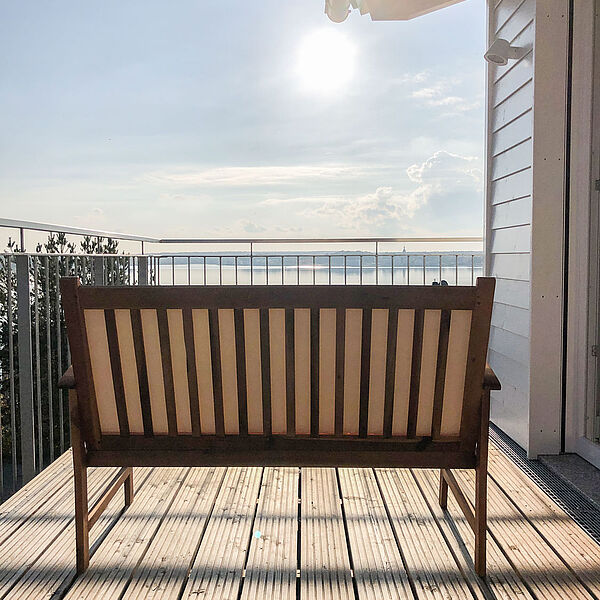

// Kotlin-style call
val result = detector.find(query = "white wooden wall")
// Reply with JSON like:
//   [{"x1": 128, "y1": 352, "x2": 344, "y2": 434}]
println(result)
[
  {"x1": 486, "y1": 0, "x2": 569, "y2": 456},
  {"x1": 486, "y1": 0, "x2": 535, "y2": 450}
]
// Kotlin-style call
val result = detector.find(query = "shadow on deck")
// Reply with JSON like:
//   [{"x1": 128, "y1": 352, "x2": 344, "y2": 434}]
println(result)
[{"x1": 0, "y1": 427, "x2": 598, "y2": 599}]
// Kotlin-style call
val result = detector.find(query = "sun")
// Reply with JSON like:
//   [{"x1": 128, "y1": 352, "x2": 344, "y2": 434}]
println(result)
[{"x1": 295, "y1": 29, "x2": 356, "y2": 95}]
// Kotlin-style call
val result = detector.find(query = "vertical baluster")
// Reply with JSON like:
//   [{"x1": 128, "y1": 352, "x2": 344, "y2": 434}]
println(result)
[
  {"x1": 45, "y1": 257, "x2": 54, "y2": 461},
  {"x1": 187, "y1": 256, "x2": 191, "y2": 285},
  {"x1": 7, "y1": 256, "x2": 16, "y2": 492},
  {"x1": 138, "y1": 255, "x2": 149, "y2": 286},
  {"x1": 219, "y1": 256, "x2": 223, "y2": 285},
  {"x1": 171, "y1": 256, "x2": 175, "y2": 285},
  {"x1": 312, "y1": 255, "x2": 316, "y2": 285},
  {"x1": 359, "y1": 255, "x2": 363, "y2": 285},
  {"x1": 235, "y1": 256, "x2": 239, "y2": 285},
  {"x1": 34, "y1": 258, "x2": 42, "y2": 470},
  {"x1": 439, "y1": 255, "x2": 442, "y2": 284},
  {"x1": 472, "y1": 254, "x2": 475, "y2": 285},
  {"x1": 422, "y1": 255, "x2": 426, "y2": 285},
  {"x1": 344, "y1": 255, "x2": 347, "y2": 285},
  {"x1": 16, "y1": 254, "x2": 35, "y2": 483},
  {"x1": 0, "y1": 261, "x2": 3, "y2": 495},
  {"x1": 266, "y1": 256, "x2": 270, "y2": 285},
  {"x1": 375, "y1": 241, "x2": 379, "y2": 285},
  {"x1": 328, "y1": 255, "x2": 331, "y2": 285},
  {"x1": 407, "y1": 255, "x2": 410, "y2": 285},
  {"x1": 456, "y1": 254, "x2": 459, "y2": 285},
  {"x1": 296, "y1": 255, "x2": 300, "y2": 285},
  {"x1": 203, "y1": 256, "x2": 207, "y2": 285},
  {"x1": 93, "y1": 255, "x2": 103, "y2": 285},
  {"x1": 55, "y1": 256, "x2": 64, "y2": 454}
]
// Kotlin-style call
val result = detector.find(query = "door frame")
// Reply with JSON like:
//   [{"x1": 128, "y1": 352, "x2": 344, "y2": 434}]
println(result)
[{"x1": 565, "y1": 0, "x2": 600, "y2": 465}]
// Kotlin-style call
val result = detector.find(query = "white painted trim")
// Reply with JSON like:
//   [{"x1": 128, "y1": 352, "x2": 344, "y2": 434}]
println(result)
[
  {"x1": 485, "y1": 0, "x2": 494, "y2": 278},
  {"x1": 565, "y1": 0, "x2": 597, "y2": 453},
  {"x1": 527, "y1": 0, "x2": 570, "y2": 457}
]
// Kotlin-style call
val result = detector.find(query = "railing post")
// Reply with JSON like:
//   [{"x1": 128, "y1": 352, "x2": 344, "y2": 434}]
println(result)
[
  {"x1": 93, "y1": 256, "x2": 104, "y2": 285},
  {"x1": 15, "y1": 254, "x2": 36, "y2": 484},
  {"x1": 138, "y1": 256, "x2": 149, "y2": 286}
]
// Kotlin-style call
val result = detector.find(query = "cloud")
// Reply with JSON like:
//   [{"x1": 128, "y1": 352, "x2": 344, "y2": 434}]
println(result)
[
  {"x1": 395, "y1": 70, "x2": 430, "y2": 85},
  {"x1": 407, "y1": 150, "x2": 481, "y2": 187},
  {"x1": 209, "y1": 218, "x2": 303, "y2": 237},
  {"x1": 305, "y1": 186, "x2": 429, "y2": 230},
  {"x1": 259, "y1": 195, "x2": 337, "y2": 207},
  {"x1": 410, "y1": 77, "x2": 481, "y2": 113},
  {"x1": 302, "y1": 151, "x2": 482, "y2": 231},
  {"x1": 140, "y1": 165, "x2": 371, "y2": 187}
]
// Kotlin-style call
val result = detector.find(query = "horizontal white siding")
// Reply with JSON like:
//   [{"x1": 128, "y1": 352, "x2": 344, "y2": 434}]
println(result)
[{"x1": 486, "y1": 0, "x2": 535, "y2": 450}]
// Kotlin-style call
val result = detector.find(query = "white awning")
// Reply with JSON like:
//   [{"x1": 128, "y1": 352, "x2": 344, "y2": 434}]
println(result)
[{"x1": 325, "y1": 0, "x2": 466, "y2": 23}]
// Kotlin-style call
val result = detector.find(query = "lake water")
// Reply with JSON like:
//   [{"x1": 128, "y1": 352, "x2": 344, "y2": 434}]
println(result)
[{"x1": 155, "y1": 261, "x2": 484, "y2": 286}]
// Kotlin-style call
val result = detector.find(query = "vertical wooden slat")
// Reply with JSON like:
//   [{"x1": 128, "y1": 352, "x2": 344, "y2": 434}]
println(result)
[
  {"x1": 114, "y1": 310, "x2": 144, "y2": 434},
  {"x1": 432, "y1": 309, "x2": 451, "y2": 439},
  {"x1": 104, "y1": 309, "x2": 129, "y2": 436},
  {"x1": 130, "y1": 309, "x2": 153, "y2": 436},
  {"x1": 383, "y1": 307, "x2": 398, "y2": 437},
  {"x1": 407, "y1": 308, "x2": 424, "y2": 438},
  {"x1": 157, "y1": 309, "x2": 178, "y2": 435},
  {"x1": 285, "y1": 308, "x2": 295, "y2": 435},
  {"x1": 234, "y1": 308, "x2": 248, "y2": 436},
  {"x1": 182, "y1": 308, "x2": 201, "y2": 436},
  {"x1": 334, "y1": 307, "x2": 346, "y2": 436},
  {"x1": 208, "y1": 309, "x2": 225, "y2": 436},
  {"x1": 359, "y1": 308, "x2": 372, "y2": 438},
  {"x1": 259, "y1": 308, "x2": 272, "y2": 436},
  {"x1": 310, "y1": 308, "x2": 320, "y2": 436}
]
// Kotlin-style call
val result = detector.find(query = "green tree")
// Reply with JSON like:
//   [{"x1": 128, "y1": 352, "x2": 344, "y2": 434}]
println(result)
[{"x1": 0, "y1": 233, "x2": 128, "y2": 494}]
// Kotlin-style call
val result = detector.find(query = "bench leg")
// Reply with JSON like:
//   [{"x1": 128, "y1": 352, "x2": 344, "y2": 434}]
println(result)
[
  {"x1": 474, "y1": 462, "x2": 487, "y2": 577},
  {"x1": 475, "y1": 390, "x2": 490, "y2": 578},
  {"x1": 124, "y1": 467, "x2": 134, "y2": 506},
  {"x1": 70, "y1": 390, "x2": 89, "y2": 574},
  {"x1": 74, "y1": 463, "x2": 89, "y2": 574},
  {"x1": 439, "y1": 469, "x2": 448, "y2": 509}
]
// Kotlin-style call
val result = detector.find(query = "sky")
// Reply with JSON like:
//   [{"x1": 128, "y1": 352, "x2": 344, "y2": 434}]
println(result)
[{"x1": 0, "y1": 0, "x2": 486, "y2": 242}]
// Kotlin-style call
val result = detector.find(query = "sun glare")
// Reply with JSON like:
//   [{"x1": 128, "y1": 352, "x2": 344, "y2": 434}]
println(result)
[{"x1": 295, "y1": 29, "x2": 356, "y2": 95}]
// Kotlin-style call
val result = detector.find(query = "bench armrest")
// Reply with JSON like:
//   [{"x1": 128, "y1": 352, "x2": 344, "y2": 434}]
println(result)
[
  {"x1": 58, "y1": 365, "x2": 76, "y2": 389},
  {"x1": 483, "y1": 364, "x2": 501, "y2": 391}
]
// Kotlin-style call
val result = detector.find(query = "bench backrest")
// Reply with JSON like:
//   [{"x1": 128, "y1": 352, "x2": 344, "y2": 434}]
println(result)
[{"x1": 61, "y1": 277, "x2": 494, "y2": 459}]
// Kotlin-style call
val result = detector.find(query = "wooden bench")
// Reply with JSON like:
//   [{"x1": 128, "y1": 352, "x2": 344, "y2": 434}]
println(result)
[{"x1": 59, "y1": 276, "x2": 500, "y2": 576}]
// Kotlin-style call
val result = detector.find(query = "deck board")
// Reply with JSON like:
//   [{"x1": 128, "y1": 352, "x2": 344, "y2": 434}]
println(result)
[
  {"x1": 487, "y1": 445, "x2": 600, "y2": 595},
  {"x1": 241, "y1": 467, "x2": 299, "y2": 600},
  {"x1": 376, "y1": 468, "x2": 475, "y2": 599},
  {"x1": 413, "y1": 468, "x2": 534, "y2": 600},
  {"x1": 64, "y1": 468, "x2": 189, "y2": 600},
  {"x1": 181, "y1": 467, "x2": 263, "y2": 600},
  {"x1": 0, "y1": 439, "x2": 599, "y2": 599},
  {"x1": 300, "y1": 468, "x2": 354, "y2": 600},
  {"x1": 453, "y1": 467, "x2": 595, "y2": 600},
  {"x1": 338, "y1": 467, "x2": 413, "y2": 600},
  {"x1": 123, "y1": 467, "x2": 225, "y2": 600},
  {"x1": 6, "y1": 467, "x2": 155, "y2": 600}
]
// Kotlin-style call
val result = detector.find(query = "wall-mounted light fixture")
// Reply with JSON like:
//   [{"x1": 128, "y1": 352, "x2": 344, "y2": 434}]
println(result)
[{"x1": 484, "y1": 38, "x2": 526, "y2": 65}]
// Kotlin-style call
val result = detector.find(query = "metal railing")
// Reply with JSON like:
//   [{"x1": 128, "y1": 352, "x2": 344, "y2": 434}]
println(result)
[{"x1": 0, "y1": 218, "x2": 483, "y2": 498}]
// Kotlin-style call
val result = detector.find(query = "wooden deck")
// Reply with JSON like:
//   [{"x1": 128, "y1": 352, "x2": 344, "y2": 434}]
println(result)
[{"x1": 0, "y1": 434, "x2": 599, "y2": 599}]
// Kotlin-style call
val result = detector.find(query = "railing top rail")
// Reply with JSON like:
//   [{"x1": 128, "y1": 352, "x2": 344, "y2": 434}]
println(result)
[
  {"x1": 0, "y1": 218, "x2": 158, "y2": 243},
  {"x1": 156, "y1": 236, "x2": 483, "y2": 244},
  {"x1": 0, "y1": 218, "x2": 483, "y2": 247}
]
